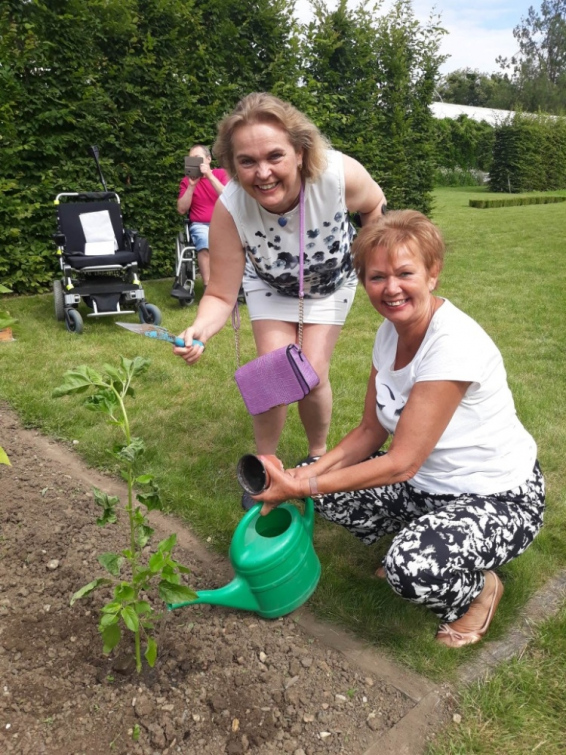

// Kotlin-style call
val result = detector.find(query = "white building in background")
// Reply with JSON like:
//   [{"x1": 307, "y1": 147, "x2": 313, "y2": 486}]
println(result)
[
  {"x1": 431, "y1": 102, "x2": 559, "y2": 125},
  {"x1": 431, "y1": 101, "x2": 514, "y2": 125}
]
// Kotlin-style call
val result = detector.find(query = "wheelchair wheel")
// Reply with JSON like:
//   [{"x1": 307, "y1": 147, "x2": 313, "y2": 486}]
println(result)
[
  {"x1": 138, "y1": 303, "x2": 162, "y2": 325},
  {"x1": 53, "y1": 281, "x2": 65, "y2": 321},
  {"x1": 65, "y1": 308, "x2": 83, "y2": 334}
]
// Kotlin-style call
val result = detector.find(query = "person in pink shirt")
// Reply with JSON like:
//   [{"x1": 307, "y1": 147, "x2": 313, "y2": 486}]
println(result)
[{"x1": 177, "y1": 144, "x2": 229, "y2": 287}]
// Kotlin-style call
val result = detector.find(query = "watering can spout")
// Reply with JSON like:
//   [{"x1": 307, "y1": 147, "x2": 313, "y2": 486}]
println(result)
[{"x1": 167, "y1": 575, "x2": 260, "y2": 614}]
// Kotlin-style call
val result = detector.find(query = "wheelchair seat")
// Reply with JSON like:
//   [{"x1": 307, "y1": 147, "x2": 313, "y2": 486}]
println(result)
[{"x1": 56, "y1": 198, "x2": 137, "y2": 268}]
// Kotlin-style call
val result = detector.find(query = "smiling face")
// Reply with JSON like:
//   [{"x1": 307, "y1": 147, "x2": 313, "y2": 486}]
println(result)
[
  {"x1": 231, "y1": 122, "x2": 303, "y2": 214},
  {"x1": 364, "y1": 243, "x2": 439, "y2": 329}
]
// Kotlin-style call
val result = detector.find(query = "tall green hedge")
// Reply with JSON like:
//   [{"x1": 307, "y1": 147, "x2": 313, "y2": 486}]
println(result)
[
  {"x1": 1, "y1": 0, "x2": 444, "y2": 294},
  {"x1": 433, "y1": 116, "x2": 495, "y2": 172},
  {"x1": 489, "y1": 114, "x2": 566, "y2": 192},
  {"x1": 0, "y1": 0, "x2": 300, "y2": 293}
]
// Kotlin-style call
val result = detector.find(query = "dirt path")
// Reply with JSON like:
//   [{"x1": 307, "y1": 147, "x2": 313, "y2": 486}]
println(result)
[{"x1": 0, "y1": 404, "x2": 450, "y2": 755}]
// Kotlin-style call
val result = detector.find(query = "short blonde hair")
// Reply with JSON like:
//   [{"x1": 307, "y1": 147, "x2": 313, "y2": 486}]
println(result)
[
  {"x1": 352, "y1": 210, "x2": 445, "y2": 283},
  {"x1": 213, "y1": 92, "x2": 330, "y2": 182}
]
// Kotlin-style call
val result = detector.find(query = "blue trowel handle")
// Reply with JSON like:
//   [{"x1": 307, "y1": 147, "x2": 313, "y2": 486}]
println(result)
[{"x1": 173, "y1": 336, "x2": 205, "y2": 349}]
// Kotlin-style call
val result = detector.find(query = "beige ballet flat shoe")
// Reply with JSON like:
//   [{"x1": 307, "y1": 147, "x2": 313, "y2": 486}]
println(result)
[{"x1": 436, "y1": 570, "x2": 504, "y2": 649}]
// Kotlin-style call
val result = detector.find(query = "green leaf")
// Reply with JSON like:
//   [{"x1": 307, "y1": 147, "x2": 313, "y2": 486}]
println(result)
[
  {"x1": 121, "y1": 605, "x2": 139, "y2": 632},
  {"x1": 158, "y1": 580, "x2": 198, "y2": 604},
  {"x1": 161, "y1": 571, "x2": 180, "y2": 585},
  {"x1": 84, "y1": 389, "x2": 120, "y2": 415},
  {"x1": 114, "y1": 583, "x2": 136, "y2": 603},
  {"x1": 0, "y1": 315, "x2": 16, "y2": 329},
  {"x1": 99, "y1": 612, "x2": 120, "y2": 629},
  {"x1": 120, "y1": 356, "x2": 134, "y2": 376},
  {"x1": 52, "y1": 372, "x2": 92, "y2": 398},
  {"x1": 93, "y1": 488, "x2": 119, "y2": 526},
  {"x1": 52, "y1": 365, "x2": 105, "y2": 397},
  {"x1": 0, "y1": 447, "x2": 11, "y2": 466},
  {"x1": 135, "y1": 474, "x2": 154, "y2": 484},
  {"x1": 131, "y1": 356, "x2": 151, "y2": 377},
  {"x1": 101, "y1": 601, "x2": 122, "y2": 614},
  {"x1": 101, "y1": 623, "x2": 121, "y2": 654},
  {"x1": 98, "y1": 552, "x2": 123, "y2": 576},
  {"x1": 134, "y1": 600, "x2": 153, "y2": 616},
  {"x1": 70, "y1": 578, "x2": 112, "y2": 605},
  {"x1": 118, "y1": 437, "x2": 145, "y2": 464},
  {"x1": 148, "y1": 551, "x2": 165, "y2": 573},
  {"x1": 103, "y1": 364, "x2": 126, "y2": 384},
  {"x1": 144, "y1": 636, "x2": 157, "y2": 668},
  {"x1": 157, "y1": 533, "x2": 176, "y2": 554},
  {"x1": 136, "y1": 523, "x2": 154, "y2": 548},
  {"x1": 136, "y1": 490, "x2": 161, "y2": 512},
  {"x1": 172, "y1": 562, "x2": 191, "y2": 575}
]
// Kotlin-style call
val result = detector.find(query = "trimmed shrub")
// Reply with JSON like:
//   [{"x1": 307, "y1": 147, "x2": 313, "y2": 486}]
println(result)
[
  {"x1": 469, "y1": 196, "x2": 566, "y2": 208},
  {"x1": 489, "y1": 114, "x2": 566, "y2": 193}
]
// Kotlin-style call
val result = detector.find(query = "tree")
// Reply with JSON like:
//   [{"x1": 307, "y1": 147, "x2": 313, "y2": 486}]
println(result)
[
  {"x1": 436, "y1": 68, "x2": 518, "y2": 110},
  {"x1": 497, "y1": 0, "x2": 566, "y2": 114},
  {"x1": 301, "y1": 0, "x2": 446, "y2": 214}
]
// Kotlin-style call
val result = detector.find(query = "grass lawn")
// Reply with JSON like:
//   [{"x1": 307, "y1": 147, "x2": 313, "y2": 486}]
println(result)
[{"x1": 1, "y1": 187, "x2": 565, "y2": 695}]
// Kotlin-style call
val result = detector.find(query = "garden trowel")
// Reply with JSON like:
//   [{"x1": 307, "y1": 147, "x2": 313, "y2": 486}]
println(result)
[{"x1": 116, "y1": 322, "x2": 204, "y2": 348}]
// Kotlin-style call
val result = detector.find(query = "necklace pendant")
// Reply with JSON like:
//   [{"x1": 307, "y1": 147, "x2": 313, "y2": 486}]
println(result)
[{"x1": 278, "y1": 216, "x2": 287, "y2": 227}]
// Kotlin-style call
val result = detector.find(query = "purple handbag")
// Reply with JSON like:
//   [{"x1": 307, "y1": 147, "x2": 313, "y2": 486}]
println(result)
[
  {"x1": 234, "y1": 343, "x2": 320, "y2": 415},
  {"x1": 233, "y1": 186, "x2": 320, "y2": 416}
]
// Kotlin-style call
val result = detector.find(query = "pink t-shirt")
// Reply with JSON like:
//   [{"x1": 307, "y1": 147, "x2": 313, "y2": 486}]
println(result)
[{"x1": 178, "y1": 168, "x2": 229, "y2": 223}]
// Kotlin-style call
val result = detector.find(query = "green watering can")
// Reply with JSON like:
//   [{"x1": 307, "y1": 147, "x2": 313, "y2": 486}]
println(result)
[{"x1": 168, "y1": 497, "x2": 320, "y2": 619}]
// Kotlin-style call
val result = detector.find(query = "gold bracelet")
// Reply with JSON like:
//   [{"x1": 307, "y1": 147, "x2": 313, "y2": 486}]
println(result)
[{"x1": 309, "y1": 476, "x2": 319, "y2": 496}]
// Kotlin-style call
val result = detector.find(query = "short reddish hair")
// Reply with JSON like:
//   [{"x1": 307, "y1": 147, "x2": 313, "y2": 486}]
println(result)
[{"x1": 352, "y1": 210, "x2": 445, "y2": 283}]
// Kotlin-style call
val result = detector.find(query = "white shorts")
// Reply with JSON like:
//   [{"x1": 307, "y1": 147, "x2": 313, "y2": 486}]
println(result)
[{"x1": 243, "y1": 277, "x2": 357, "y2": 325}]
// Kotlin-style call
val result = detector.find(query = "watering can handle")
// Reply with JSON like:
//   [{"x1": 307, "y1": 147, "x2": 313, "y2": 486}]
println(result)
[{"x1": 303, "y1": 496, "x2": 315, "y2": 538}]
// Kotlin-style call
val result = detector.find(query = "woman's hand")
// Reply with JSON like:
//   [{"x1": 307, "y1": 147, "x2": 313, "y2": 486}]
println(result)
[
  {"x1": 252, "y1": 456, "x2": 306, "y2": 516},
  {"x1": 173, "y1": 326, "x2": 205, "y2": 365}
]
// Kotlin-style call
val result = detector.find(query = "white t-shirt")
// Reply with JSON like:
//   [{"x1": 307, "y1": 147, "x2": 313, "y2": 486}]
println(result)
[
  {"x1": 372, "y1": 299, "x2": 537, "y2": 495},
  {"x1": 220, "y1": 150, "x2": 358, "y2": 299}
]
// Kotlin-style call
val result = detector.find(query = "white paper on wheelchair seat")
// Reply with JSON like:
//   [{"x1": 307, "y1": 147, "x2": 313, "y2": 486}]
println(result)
[{"x1": 79, "y1": 210, "x2": 118, "y2": 255}]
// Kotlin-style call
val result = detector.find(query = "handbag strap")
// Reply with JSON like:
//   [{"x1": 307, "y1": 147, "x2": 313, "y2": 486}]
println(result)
[
  {"x1": 233, "y1": 184, "x2": 305, "y2": 369},
  {"x1": 297, "y1": 183, "x2": 306, "y2": 349},
  {"x1": 232, "y1": 298, "x2": 241, "y2": 369}
]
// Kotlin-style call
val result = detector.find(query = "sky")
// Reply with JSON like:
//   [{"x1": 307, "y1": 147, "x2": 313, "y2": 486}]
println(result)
[{"x1": 294, "y1": 0, "x2": 536, "y2": 75}]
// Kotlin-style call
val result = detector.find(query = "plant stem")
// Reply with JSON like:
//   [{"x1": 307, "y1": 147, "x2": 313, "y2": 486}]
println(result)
[{"x1": 115, "y1": 385, "x2": 142, "y2": 673}]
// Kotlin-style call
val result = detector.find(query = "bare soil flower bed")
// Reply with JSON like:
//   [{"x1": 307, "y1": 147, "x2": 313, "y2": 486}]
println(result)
[{"x1": 0, "y1": 406, "x2": 414, "y2": 754}]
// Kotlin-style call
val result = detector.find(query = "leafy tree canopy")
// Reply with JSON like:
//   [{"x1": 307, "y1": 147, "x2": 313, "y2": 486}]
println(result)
[{"x1": 497, "y1": 0, "x2": 566, "y2": 114}]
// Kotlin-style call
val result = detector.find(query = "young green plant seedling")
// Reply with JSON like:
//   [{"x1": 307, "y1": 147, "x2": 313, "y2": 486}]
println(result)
[{"x1": 53, "y1": 356, "x2": 197, "y2": 672}]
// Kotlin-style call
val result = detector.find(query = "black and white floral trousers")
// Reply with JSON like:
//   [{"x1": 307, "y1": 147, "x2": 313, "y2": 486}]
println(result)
[{"x1": 313, "y1": 460, "x2": 545, "y2": 622}]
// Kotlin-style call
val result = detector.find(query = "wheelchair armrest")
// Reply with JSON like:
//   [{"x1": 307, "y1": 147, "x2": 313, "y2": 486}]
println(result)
[
  {"x1": 53, "y1": 232, "x2": 66, "y2": 247},
  {"x1": 123, "y1": 228, "x2": 138, "y2": 251}
]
